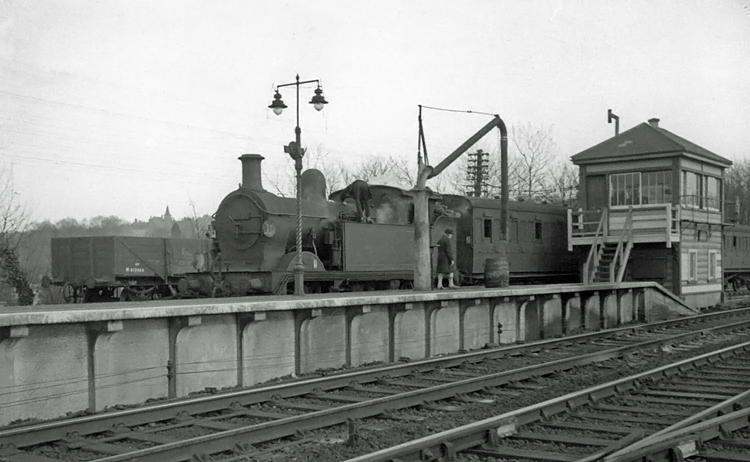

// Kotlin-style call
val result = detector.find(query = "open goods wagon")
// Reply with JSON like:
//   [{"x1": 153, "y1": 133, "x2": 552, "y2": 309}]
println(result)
[{"x1": 50, "y1": 236, "x2": 210, "y2": 302}]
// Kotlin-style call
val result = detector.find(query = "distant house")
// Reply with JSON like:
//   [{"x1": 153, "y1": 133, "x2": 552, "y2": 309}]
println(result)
[{"x1": 147, "y1": 206, "x2": 175, "y2": 237}]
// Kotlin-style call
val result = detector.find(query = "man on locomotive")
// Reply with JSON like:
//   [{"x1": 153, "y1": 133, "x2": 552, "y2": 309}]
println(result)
[
  {"x1": 436, "y1": 228, "x2": 456, "y2": 289},
  {"x1": 340, "y1": 179, "x2": 373, "y2": 223}
]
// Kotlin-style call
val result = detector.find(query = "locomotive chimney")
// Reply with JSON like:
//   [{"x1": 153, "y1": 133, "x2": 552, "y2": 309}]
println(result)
[
  {"x1": 239, "y1": 154, "x2": 265, "y2": 191},
  {"x1": 648, "y1": 118, "x2": 660, "y2": 128}
]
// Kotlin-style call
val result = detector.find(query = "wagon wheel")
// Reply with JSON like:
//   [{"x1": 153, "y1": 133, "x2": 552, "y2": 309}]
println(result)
[
  {"x1": 62, "y1": 283, "x2": 81, "y2": 304},
  {"x1": 388, "y1": 279, "x2": 401, "y2": 291}
]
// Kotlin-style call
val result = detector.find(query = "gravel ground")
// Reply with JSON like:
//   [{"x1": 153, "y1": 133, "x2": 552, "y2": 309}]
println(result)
[
  {"x1": 10, "y1": 329, "x2": 748, "y2": 462},
  {"x1": 244, "y1": 332, "x2": 750, "y2": 462}
]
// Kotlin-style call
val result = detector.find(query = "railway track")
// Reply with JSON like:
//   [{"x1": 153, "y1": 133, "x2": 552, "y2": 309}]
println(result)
[
  {"x1": 347, "y1": 340, "x2": 750, "y2": 462},
  {"x1": 2, "y1": 308, "x2": 750, "y2": 462}
]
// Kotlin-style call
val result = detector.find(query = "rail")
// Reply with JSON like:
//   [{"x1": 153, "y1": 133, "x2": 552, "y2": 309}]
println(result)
[
  {"x1": 583, "y1": 208, "x2": 607, "y2": 284},
  {"x1": 345, "y1": 339, "x2": 750, "y2": 462}
]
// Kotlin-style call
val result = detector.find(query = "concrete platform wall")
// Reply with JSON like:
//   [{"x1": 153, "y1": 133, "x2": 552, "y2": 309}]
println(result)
[{"x1": 0, "y1": 281, "x2": 685, "y2": 427}]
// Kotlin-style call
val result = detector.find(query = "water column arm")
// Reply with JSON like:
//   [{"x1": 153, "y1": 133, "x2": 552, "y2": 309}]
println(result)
[
  {"x1": 428, "y1": 115, "x2": 505, "y2": 178},
  {"x1": 427, "y1": 115, "x2": 509, "y2": 240}
]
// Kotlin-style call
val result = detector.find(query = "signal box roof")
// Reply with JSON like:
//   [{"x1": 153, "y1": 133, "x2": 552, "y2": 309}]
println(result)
[{"x1": 571, "y1": 120, "x2": 732, "y2": 167}]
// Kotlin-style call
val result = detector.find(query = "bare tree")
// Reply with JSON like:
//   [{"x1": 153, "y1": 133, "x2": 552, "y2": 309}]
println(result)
[
  {"x1": 725, "y1": 159, "x2": 750, "y2": 224},
  {"x1": 187, "y1": 199, "x2": 212, "y2": 238},
  {"x1": 541, "y1": 160, "x2": 579, "y2": 206},
  {"x1": 510, "y1": 123, "x2": 556, "y2": 201},
  {"x1": 0, "y1": 166, "x2": 34, "y2": 305},
  {"x1": 443, "y1": 124, "x2": 560, "y2": 202},
  {"x1": 263, "y1": 145, "x2": 345, "y2": 197},
  {"x1": 339, "y1": 155, "x2": 416, "y2": 190}
]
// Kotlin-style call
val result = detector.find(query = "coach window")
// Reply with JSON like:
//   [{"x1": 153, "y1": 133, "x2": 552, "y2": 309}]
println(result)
[
  {"x1": 483, "y1": 219, "x2": 492, "y2": 241},
  {"x1": 534, "y1": 221, "x2": 542, "y2": 239},
  {"x1": 610, "y1": 172, "x2": 640, "y2": 207}
]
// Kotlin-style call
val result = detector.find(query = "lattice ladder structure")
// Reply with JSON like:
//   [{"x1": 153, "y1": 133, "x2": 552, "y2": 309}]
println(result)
[{"x1": 584, "y1": 207, "x2": 634, "y2": 283}]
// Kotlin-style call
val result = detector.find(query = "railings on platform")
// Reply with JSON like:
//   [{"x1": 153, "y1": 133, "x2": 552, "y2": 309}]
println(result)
[
  {"x1": 569, "y1": 204, "x2": 682, "y2": 249},
  {"x1": 680, "y1": 194, "x2": 738, "y2": 224},
  {"x1": 568, "y1": 208, "x2": 605, "y2": 251}
]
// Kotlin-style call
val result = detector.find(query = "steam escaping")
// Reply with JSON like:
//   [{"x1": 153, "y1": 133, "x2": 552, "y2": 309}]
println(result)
[{"x1": 375, "y1": 202, "x2": 395, "y2": 224}]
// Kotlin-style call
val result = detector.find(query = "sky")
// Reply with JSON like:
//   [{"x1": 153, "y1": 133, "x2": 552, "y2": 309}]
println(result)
[{"x1": 1, "y1": 0, "x2": 749, "y2": 223}]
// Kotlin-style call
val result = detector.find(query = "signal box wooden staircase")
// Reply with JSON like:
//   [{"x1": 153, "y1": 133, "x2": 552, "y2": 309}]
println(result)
[{"x1": 583, "y1": 208, "x2": 635, "y2": 284}]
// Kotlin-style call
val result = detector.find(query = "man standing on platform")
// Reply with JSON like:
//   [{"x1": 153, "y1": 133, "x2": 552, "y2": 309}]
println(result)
[{"x1": 436, "y1": 229, "x2": 456, "y2": 289}]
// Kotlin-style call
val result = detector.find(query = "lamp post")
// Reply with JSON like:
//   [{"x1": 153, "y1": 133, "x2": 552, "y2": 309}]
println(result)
[{"x1": 269, "y1": 74, "x2": 328, "y2": 295}]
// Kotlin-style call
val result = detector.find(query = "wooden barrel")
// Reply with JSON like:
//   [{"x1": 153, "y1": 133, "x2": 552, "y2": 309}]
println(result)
[{"x1": 484, "y1": 256, "x2": 509, "y2": 288}]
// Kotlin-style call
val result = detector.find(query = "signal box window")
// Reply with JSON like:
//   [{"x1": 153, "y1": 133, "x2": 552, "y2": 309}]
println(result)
[
  {"x1": 706, "y1": 176, "x2": 721, "y2": 210},
  {"x1": 483, "y1": 219, "x2": 492, "y2": 240},
  {"x1": 642, "y1": 171, "x2": 672, "y2": 204},
  {"x1": 682, "y1": 171, "x2": 700, "y2": 208},
  {"x1": 534, "y1": 222, "x2": 542, "y2": 239},
  {"x1": 610, "y1": 172, "x2": 640, "y2": 206},
  {"x1": 689, "y1": 250, "x2": 697, "y2": 281},
  {"x1": 709, "y1": 250, "x2": 717, "y2": 280}
]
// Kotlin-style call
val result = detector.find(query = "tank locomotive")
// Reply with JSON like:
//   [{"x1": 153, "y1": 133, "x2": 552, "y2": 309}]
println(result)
[{"x1": 180, "y1": 154, "x2": 419, "y2": 296}]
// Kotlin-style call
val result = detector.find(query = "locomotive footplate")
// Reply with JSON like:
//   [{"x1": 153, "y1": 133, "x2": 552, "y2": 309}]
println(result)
[{"x1": 272, "y1": 270, "x2": 414, "y2": 294}]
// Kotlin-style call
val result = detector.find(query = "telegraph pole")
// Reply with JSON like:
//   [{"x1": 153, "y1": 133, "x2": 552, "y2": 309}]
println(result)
[{"x1": 466, "y1": 149, "x2": 489, "y2": 197}]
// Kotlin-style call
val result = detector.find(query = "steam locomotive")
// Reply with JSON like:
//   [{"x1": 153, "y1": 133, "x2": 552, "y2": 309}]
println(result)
[{"x1": 177, "y1": 154, "x2": 577, "y2": 297}]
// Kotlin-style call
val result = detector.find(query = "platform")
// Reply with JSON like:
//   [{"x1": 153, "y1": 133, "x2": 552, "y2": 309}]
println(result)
[{"x1": 0, "y1": 282, "x2": 694, "y2": 427}]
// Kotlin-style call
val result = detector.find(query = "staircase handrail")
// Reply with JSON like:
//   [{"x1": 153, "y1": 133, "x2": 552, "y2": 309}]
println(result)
[
  {"x1": 612, "y1": 206, "x2": 634, "y2": 282},
  {"x1": 584, "y1": 208, "x2": 607, "y2": 284},
  {"x1": 617, "y1": 236, "x2": 634, "y2": 282}
]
